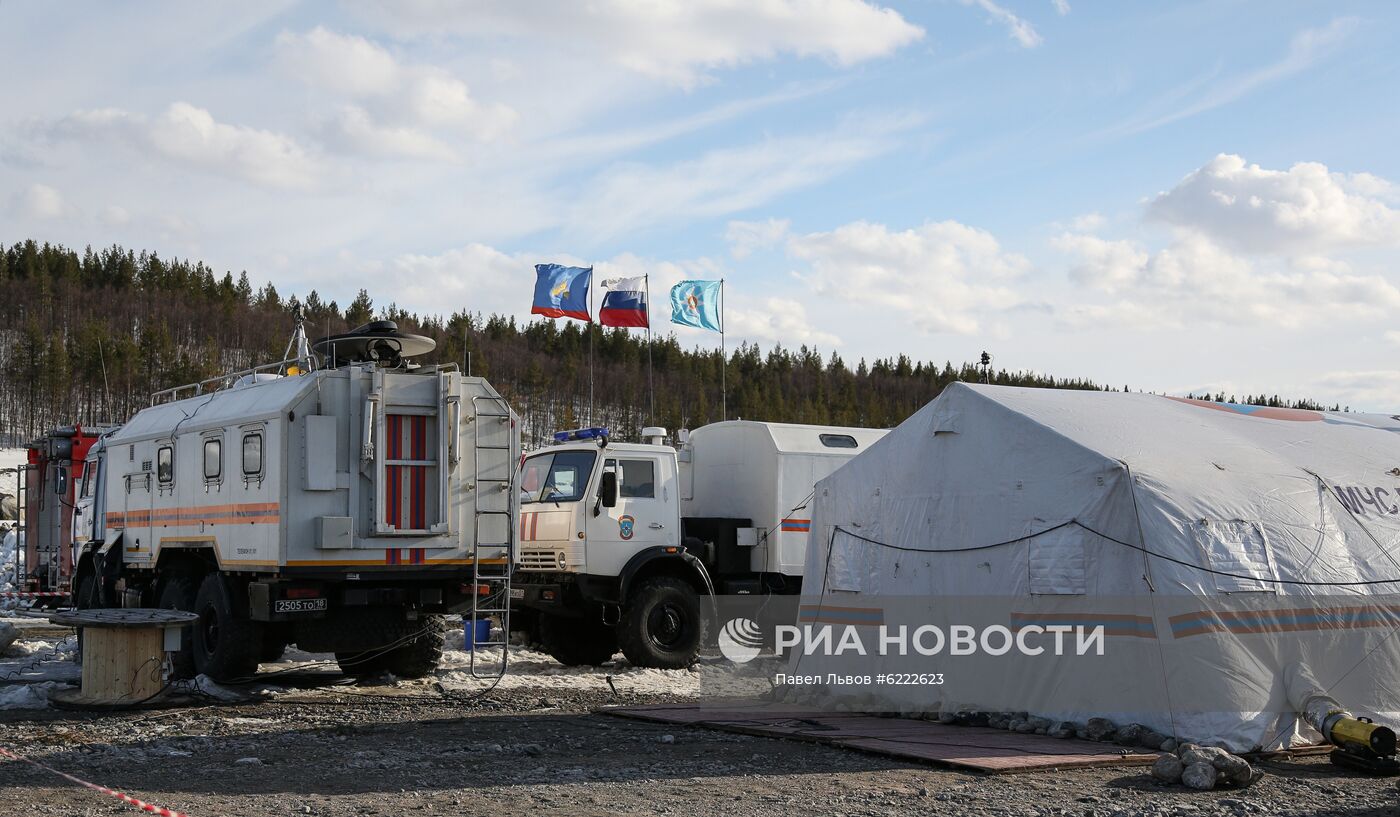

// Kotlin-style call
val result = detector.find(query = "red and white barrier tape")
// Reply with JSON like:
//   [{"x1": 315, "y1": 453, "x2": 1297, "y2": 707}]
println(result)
[
  {"x1": 0, "y1": 591, "x2": 68, "y2": 598},
  {"x1": 0, "y1": 746, "x2": 192, "y2": 817}
]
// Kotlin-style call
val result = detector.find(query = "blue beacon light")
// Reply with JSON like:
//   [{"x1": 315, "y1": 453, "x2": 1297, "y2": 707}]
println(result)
[{"x1": 553, "y1": 427, "x2": 611, "y2": 443}]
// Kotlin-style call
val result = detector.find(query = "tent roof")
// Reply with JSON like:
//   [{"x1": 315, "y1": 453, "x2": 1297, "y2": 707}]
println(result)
[{"x1": 951, "y1": 383, "x2": 1400, "y2": 477}]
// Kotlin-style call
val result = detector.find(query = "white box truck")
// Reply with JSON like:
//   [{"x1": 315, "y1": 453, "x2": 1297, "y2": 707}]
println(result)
[
  {"x1": 71, "y1": 319, "x2": 518, "y2": 681},
  {"x1": 512, "y1": 421, "x2": 886, "y2": 668}
]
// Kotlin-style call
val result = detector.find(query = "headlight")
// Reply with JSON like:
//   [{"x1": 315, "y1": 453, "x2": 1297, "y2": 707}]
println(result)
[{"x1": 556, "y1": 551, "x2": 568, "y2": 569}]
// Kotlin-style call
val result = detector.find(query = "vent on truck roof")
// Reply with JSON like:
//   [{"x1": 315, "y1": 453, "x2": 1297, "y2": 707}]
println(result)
[{"x1": 313, "y1": 320, "x2": 436, "y2": 368}]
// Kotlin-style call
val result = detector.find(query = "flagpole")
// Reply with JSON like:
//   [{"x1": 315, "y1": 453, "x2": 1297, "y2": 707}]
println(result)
[
  {"x1": 720, "y1": 278, "x2": 726, "y2": 422},
  {"x1": 588, "y1": 268, "x2": 595, "y2": 426},
  {"x1": 645, "y1": 273, "x2": 655, "y2": 423}
]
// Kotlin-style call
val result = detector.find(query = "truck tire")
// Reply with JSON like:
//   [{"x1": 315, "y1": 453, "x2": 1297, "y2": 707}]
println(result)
[
  {"x1": 539, "y1": 612, "x2": 618, "y2": 666},
  {"x1": 192, "y1": 573, "x2": 264, "y2": 682},
  {"x1": 618, "y1": 576, "x2": 704, "y2": 669},
  {"x1": 336, "y1": 613, "x2": 446, "y2": 679},
  {"x1": 381, "y1": 614, "x2": 447, "y2": 679},
  {"x1": 157, "y1": 575, "x2": 199, "y2": 679}
]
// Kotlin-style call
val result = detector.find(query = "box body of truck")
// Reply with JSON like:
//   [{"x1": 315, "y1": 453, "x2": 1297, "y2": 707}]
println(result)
[{"x1": 76, "y1": 348, "x2": 518, "y2": 679}]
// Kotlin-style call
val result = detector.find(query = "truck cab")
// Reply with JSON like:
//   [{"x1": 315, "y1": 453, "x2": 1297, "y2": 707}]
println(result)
[
  {"x1": 513, "y1": 421, "x2": 886, "y2": 669},
  {"x1": 513, "y1": 427, "x2": 707, "y2": 668}
]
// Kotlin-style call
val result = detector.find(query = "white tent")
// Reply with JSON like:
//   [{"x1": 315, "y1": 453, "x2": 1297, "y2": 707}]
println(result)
[{"x1": 800, "y1": 383, "x2": 1400, "y2": 751}]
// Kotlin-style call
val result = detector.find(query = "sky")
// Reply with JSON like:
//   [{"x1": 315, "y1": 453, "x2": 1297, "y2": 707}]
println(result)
[{"x1": 3, "y1": 1, "x2": 1400, "y2": 409}]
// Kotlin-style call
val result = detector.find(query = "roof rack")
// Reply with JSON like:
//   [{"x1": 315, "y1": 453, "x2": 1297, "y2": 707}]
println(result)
[{"x1": 149, "y1": 357, "x2": 309, "y2": 405}]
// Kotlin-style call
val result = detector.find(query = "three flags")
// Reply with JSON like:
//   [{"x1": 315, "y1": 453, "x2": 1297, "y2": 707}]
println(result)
[{"x1": 531, "y1": 264, "x2": 723, "y2": 334}]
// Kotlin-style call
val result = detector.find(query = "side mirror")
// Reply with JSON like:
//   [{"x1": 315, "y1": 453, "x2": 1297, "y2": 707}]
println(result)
[
  {"x1": 599, "y1": 471, "x2": 618, "y2": 509},
  {"x1": 54, "y1": 466, "x2": 68, "y2": 496}
]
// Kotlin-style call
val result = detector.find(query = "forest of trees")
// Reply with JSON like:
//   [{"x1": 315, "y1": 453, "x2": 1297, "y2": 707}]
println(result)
[{"x1": 0, "y1": 239, "x2": 1343, "y2": 449}]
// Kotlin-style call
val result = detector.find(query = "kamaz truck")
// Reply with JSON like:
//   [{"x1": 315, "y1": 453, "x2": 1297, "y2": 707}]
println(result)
[
  {"x1": 512, "y1": 421, "x2": 886, "y2": 668},
  {"x1": 71, "y1": 319, "x2": 518, "y2": 681}
]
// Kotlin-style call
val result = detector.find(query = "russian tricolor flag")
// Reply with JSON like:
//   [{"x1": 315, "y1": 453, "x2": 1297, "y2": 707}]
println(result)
[{"x1": 599, "y1": 276, "x2": 649, "y2": 328}]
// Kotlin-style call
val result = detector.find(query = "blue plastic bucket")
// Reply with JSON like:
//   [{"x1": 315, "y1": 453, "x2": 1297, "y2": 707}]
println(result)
[{"x1": 464, "y1": 617, "x2": 491, "y2": 651}]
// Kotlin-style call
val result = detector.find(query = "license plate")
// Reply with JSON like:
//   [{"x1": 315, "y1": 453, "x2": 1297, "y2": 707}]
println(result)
[
  {"x1": 274, "y1": 598, "x2": 327, "y2": 613},
  {"x1": 509, "y1": 588, "x2": 525, "y2": 600}
]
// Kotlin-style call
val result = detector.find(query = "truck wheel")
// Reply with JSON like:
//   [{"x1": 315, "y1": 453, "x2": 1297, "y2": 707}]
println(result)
[
  {"x1": 336, "y1": 614, "x2": 446, "y2": 679},
  {"x1": 619, "y1": 576, "x2": 704, "y2": 669},
  {"x1": 192, "y1": 573, "x2": 264, "y2": 682},
  {"x1": 539, "y1": 612, "x2": 618, "y2": 666},
  {"x1": 157, "y1": 575, "x2": 199, "y2": 679},
  {"x1": 380, "y1": 614, "x2": 447, "y2": 679}
]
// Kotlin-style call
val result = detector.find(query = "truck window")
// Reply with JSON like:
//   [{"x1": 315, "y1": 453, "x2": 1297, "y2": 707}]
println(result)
[
  {"x1": 819, "y1": 433, "x2": 858, "y2": 448},
  {"x1": 204, "y1": 438, "x2": 222, "y2": 480},
  {"x1": 520, "y1": 450, "x2": 596, "y2": 504},
  {"x1": 157, "y1": 446, "x2": 174, "y2": 484},
  {"x1": 242, "y1": 433, "x2": 263, "y2": 475},
  {"x1": 618, "y1": 459, "x2": 655, "y2": 499}
]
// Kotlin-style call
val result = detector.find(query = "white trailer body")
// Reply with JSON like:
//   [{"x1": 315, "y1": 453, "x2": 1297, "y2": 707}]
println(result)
[
  {"x1": 680, "y1": 421, "x2": 889, "y2": 577},
  {"x1": 74, "y1": 333, "x2": 519, "y2": 681},
  {"x1": 99, "y1": 367, "x2": 515, "y2": 572}
]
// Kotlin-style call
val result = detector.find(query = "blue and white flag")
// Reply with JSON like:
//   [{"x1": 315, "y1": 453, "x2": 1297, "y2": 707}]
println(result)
[{"x1": 670, "y1": 280, "x2": 723, "y2": 332}]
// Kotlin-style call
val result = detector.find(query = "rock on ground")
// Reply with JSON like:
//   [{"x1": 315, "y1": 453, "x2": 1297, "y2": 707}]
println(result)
[
  {"x1": 1152, "y1": 753, "x2": 1184, "y2": 783},
  {"x1": 1182, "y1": 761, "x2": 1219, "y2": 790}
]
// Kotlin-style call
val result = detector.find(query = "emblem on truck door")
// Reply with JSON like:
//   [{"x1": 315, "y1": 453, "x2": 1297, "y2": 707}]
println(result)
[{"x1": 618, "y1": 514, "x2": 636, "y2": 540}]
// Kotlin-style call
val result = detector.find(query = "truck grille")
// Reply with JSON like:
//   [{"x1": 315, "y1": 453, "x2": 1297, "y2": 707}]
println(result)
[{"x1": 517, "y1": 549, "x2": 559, "y2": 571}]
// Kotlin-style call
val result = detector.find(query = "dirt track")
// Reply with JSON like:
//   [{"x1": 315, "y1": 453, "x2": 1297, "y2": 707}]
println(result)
[{"x1": 2, "y1": 629, "x2": 1400, "y2": 816}]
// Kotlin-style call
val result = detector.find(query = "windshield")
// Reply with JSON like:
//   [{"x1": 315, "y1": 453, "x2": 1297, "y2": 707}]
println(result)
[{"x1": 520, "y1": 450, "x2": 596, "y2": 504}]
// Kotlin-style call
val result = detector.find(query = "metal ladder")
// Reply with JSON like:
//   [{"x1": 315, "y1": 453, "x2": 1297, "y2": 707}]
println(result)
[{"x1": 467, "y1": 394, "x2": 514, "y2": 680}]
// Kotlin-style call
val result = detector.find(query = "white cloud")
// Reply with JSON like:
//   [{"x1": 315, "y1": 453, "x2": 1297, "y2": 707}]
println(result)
[
  {"x1": 1386, "y1": 331, "x2": 1400, "y2": 346},
  {"x1": 348, "y1": 0, "x2": 924, "y2": 87},
  {"x1": 1051, "y1": 0, "x2": 1071, "y2": 15},
  {"x1": 377, "y1": 243, "x2": 527, "y2": 317},
  {"x1": 726, "y1": 218, "x2": 791, "y2": 259},
  {"x1": 100, "y1": 205, "x2": 131, "y2": 226},
  {"x1": 787, "y1": 219, "x2": 1030, "y2": 335},
  {"x1": 1068, "y1": 212, "x2": 1105, "y2": 232},
  {"x1": 17, "y1": 183, "x2": 65, "y2": 219},
  {"x1": 315, "y1": 106, "x2": 458, "y2": 163},
  {"x1": 573, "y1": 117, "x2": 910, "y2": 239},
  {"x1": 1148, "y1": 154, "x2": 1400, "y2": 254},
  {"x1": 729, "y1": 297, "x2": 841, "y2": 348},
  {"x1": 275, "y1": 27, "x2": 401, "y2": 98},
  {"x1": 1311, "y1": 371, "x2": 1400, "y2": 412},
  {"x1": 1051, "y1": 232, "x2": 1147, "y2": 291},
  {"x1": 959, "y1": 0, "x2": 1043, "y2": 48},
  {"x1": 1054, "y1": 230, "x2": 1400, "y2": 328},
  {"x1": 45, "y1": 103, "x2": 321, "y2": 190},
  {"x1": 1105, "y1": 18, "x2": 1356, "y2": 137},
  {"x1": 276, "y1": 27, "x2": 516, "y2": 156}
]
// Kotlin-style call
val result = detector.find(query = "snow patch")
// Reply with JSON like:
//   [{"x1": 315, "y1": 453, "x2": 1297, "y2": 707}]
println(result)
[{"x1": 0, "y1": 682, "x2": 57, "y2": 710}]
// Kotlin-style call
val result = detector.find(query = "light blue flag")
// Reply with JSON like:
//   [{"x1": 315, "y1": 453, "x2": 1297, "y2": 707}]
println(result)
[{"x1": 670, "y1": 280, "x2": 723, "y2": 332}]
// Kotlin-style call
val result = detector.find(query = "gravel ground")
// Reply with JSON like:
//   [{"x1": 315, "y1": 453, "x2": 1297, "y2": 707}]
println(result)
[{"x1": 2, "y1": 628, "x2": 1399, "y2": 817}]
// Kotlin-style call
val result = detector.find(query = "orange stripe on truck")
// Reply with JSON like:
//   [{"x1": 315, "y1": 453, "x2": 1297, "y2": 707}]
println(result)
[{"x1": 106, "y1": 502, "x2": 281, "y2": 527}]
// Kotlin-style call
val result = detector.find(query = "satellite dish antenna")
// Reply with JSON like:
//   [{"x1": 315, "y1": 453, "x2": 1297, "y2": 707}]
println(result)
[{"x1": 313, "y1": 320, "x2": 436, "y2": 368}]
